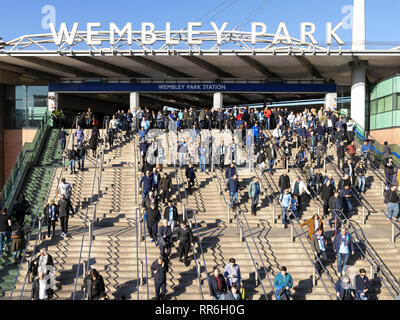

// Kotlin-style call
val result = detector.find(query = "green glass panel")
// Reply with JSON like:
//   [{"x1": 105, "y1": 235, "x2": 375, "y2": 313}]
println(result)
[
  {"x1": 397, "y1": 76, "x2": 400, "y2": 93},
  {"x1": 370, "y1": 99, "x2": 377, "y2": 115},
  {"x1": 377, "y1": 78, "x2": 394, "y2": 98},
  {"x1": 384, "y1": 96, "x2": 393, "y2": 112},
  {"x1": 394, "y1": 110, "x2": 400, "y2": 127},
  {"x1": 370, "y1": 114, "x2": 376, "y2": 130},
  {"x1": 375, "y1": 112, "x2": 393, "y2": 129},
  {"x1": 397, "y1": 95, "x2": 400, "y2": 109},
  {"x1": 377, "y1": 97, "x2": 385, "y2": 113}
]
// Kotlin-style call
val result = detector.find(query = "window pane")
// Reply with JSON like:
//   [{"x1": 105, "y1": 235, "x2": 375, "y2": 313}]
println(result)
[
  {"x1": 377, "y1": 97, "x2": 385, "y2": 113},
  {"x1": 384, "y1": 96, "x2": 392, "y2": 112},
  {"x1": 397, "y1": 95, "x2": 400, "y2": 109},
  {"x1": 370, "y1": 99, "x2": 377, "y2": 115}
]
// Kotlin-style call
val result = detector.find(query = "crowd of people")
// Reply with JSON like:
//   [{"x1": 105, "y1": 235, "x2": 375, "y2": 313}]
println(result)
[{"x1": 1, "y1": 103, "x2": 397, "y2": 301}]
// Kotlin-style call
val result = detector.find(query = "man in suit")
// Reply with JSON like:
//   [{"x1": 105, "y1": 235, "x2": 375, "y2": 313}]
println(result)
[
  {"x1": 158, "y1": 219, "x2": 172, "y2": 259},
  {"x1": 216, "y1": 141, "x2": 226, "y2": 169},
  {"x1": 151, "y1": 256, "x2": 168, "y2": 300},
  {"x1": 177, "y1": 221, "x2": 194, "y2": 265},
  {"x1": 185, "y1": 163, "x2": 196, "y2": 192},
  {"x1": 58, "y1": 194, "x2": 74, "y2": 238}
]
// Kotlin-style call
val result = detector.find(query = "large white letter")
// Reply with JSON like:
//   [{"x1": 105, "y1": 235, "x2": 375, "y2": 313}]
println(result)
[
  {"x1": 110, "y1": 23, "x2": 132, "y2": 45},
  {"x1": 142, "y1": 22, "x2": 156, "y2": 45},
  {"x1": 49, "y1": 22, "x2": 79, "y2": 46},
  {"x1": 326, "y1": 22, "x2": 344, "y2": 45},
  {"x1": 272, "y1": 22, "x2": 292, "y2": 44},
  {"x1": 165, "y1": 22, "x2": 179, "y2": 45},
  {"x1": 210, "y1": 22, "x2": 228, "y2": 44},
  {"x1": 300, "y1": 22, "x2": 317, "y2": 45},
  {"x1": 87, "y1": 22, "x2": 101, "y2": 45},
  {"x1": 188, "y1": 22, "x2": 202, "y2": 45},
  {"x1": 251, "y1": 22, "x2": 267, "y2": 44}
]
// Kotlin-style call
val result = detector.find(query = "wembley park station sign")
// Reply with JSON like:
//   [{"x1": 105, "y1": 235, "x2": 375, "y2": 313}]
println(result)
[{"x1": 48, "y1": 21, "x2": 345, "y2": 47}]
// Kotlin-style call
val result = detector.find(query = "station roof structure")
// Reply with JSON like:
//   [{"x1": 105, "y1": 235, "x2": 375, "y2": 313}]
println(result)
[{"x1": 0, "y1": 30, "x2": 400, "y2": 107}]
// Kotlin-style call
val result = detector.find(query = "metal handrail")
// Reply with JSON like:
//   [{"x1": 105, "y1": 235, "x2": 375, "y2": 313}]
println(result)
[
  {"x1": 235, "y1": 212, "x2": 268, "y2": 300},
  {"x1": 9, "y1": 126, "x2": 68, "y2": 300},
  {"x1": 72, "y1": 126, "x2": 105, "y2": 300},
  {"x1": 182, "y1": 208, "x2": 204, "y2": 299},
  {"x1": 325, "y1": 156, "x2": 375, "y2": 222},
  {"x1": 239, "y1": 209, "x2": 275, "y2": 299},
  {"x1": 142, "y1": 204, "x2": 150, "y2": 300},
  {"x1": 256, "y1": 164, "x2": 336, "y2": 299},
  {"x1": 381, "y1": 210, "x2": 400, "y2": 243},
  {"x1": 135, "y1": 207, "x2": 140, "y2": 300},
  {"x1": 286, "y1": 216, "x2": 335, "y2": 300},
  {"x1": 332, "y1": 209, "x2": 400, "y2": 299}
]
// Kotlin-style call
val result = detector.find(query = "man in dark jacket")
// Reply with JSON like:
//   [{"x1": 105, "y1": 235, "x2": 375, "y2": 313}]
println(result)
[
  {"x1": 384, "y1": 157, "x2": 395, "y2": 187},
  {"x1": 158, "y1": 219, "x2": 172, "y2": 259},
  {"x1": 177, "y1": 221, "x2": 194, "y2": 265},
  {"x1": 385, "y1": 185, "x2": 399, "y2": 220},
  {"x1": 84, "y1": 269, "x2": 105, "y2": 300},
  {"x1": 228, "y1": 175, "x2": 239, "y2": 209},
  {"x1": 68, "y1": 146, "x2": 78, "y2": 174},
  {"x1": 31, "y1": 272, "x2": 52, "y2": 300},
  {"x1": 225, "y1": 163, "x2": 237, "y2": 183},
  {"x1": 333, "y1": 227, "x2": 355, "y2": 277},
  {"x1": 58, "y1": 127, "x2": 69, "y2": 155},
  {"x1": 58, "y1": 193, "x2": 74, "y2": 238},
  {"x1": 185, "y1": 163, "x2": 196, "y2": 191},
  {"x1": 151, "y1": 256, "x2": 168, "y2": 300},
  {"x1": 320, "y1": 180, "x2": 334, "y2": 218},
  {"x1": 354, "y1": 268, "x2": 370, "y2": 300},
  {"x1": 209, "y1": 268, "x2": 228, "y2": 300},
  {"x1": 77, "y1": 141, "x2": 86, "y2": 171},
  {"x1": 146, "y1": 202, "x2": 161, "y2": 244},
  {"x1": 159, "y1": 173, "x2": 172, "y2": 204},
  {"x1": 311, "y1": 228, "x2": 328, "y2": 276},
  {"x1": 278, "y1": 171, "x2": 291, "y2": 196},
  {"x1": 139, "y1": 138, "x2": 149, "y2": 172},
  {"x1": 140, "y1": 170, "x2": 153, "y2": 202},
  {"x1": 336, "y1": 141, "x2": 345, "y2": 170},
  {"x1": 163, "y1": 200, "x2": 178, "y2": 233},
  {"x1": 13, "y1": 194, "x2": 30, "y2": 226},
  {"x1": 328, "y1": 191, "x2": 342, "y2": 229}
]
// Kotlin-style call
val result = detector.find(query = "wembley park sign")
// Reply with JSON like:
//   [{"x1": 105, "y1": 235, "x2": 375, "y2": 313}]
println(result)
[{"x1": 48, "y1": 21, "x2": 345, "y2": 47}]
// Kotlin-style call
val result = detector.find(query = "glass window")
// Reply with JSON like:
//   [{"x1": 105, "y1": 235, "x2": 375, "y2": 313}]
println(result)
[
  {"x1": 377, "y1": 97, "x2": 385, "y2": 113},
  {"x1": 384, "y1": 96, "x2": 392, "y2": 112},
  {"x1": 397, "y1": 94, "x2": 400, "y2": 109},
  {"x1": 370, "y1": 99, "x2": 377, "y2": 115}
]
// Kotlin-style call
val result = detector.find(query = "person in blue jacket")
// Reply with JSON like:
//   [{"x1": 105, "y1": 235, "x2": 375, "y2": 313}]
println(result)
[
  {"x1": 333, "y1": 227, "x2": 355, "y2": 277},
  {"x1": 273, "y1": 266, "x2": 293, "y2": 300}
]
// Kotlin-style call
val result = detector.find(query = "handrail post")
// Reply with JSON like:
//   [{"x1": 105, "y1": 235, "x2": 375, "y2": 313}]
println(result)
[
  {"x1": 228, "y1": 207, "x2": 231, "y2": 224},
  {"x1": 291, "y1": 223, "x2": 294, "y2": 243},
  {"x1": 255, "y1": 262, "x2": 259, "y2": 286},
  {"x1": 323, "y1": 158, "x2": 326, "y2": 174},
  {"x1": 140, "y1": 260, "x2": 143, "y2": 286},
  {"x1": 363, "y1": 207, "x2": 366, "y2": 225},
  {"x1": 239, "y1": 221, "x2": 243, "y2": 242},
  {"x1": 392, "y1": 223, "x2": 395, "y2": 244},
  {"x1": 82, "y1": 261, "x2": 86, "y2": 279},
  {"x1": 312, "y1": 266, "x2": 316, "y2": 287},
  {"x1": 286, "y1": 157, "x2": 288, "y2": 171},
  {"x1": 272, "y1": 205, "x2": 276, "y2": 224},
  {"x1": 382, "y1": 180, "x2": 384, "y2": 196}
]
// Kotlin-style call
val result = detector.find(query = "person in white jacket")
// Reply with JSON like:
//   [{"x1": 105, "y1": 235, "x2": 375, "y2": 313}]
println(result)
[
  {"x1": 291, "y1": 176, "x2": 311, "y2": 212},
  {"x1": 273, "y1": 126, "x2": 282, "y2": 147}
]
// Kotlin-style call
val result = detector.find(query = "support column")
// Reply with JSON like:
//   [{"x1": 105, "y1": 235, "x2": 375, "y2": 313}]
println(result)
[
  {"x1": 350, "y1": 62, "x2": 367, "y2": 130},
  {"x1": 352, "y1": 0, "x2": 366, "y2": 50},
  {"x1": 130, "y1": 92, "x2": 139, "y2": 112},
  {"x1": 213, "y1": 92, "x2": 223, "y2": 109},
  {"x1": 324, "y1": 93, "x2": 337, "y2": 111}
]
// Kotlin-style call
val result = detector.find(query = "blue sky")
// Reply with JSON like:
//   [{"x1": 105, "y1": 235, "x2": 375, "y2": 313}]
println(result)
[{"x1": 1, "y1": 0, "x2": 399, "y2": 48}]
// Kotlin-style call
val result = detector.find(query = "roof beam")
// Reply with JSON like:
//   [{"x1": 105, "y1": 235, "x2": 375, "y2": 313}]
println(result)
[
  {"x1": 181, "y1": 56, "x2": 234, "y2": 78},
  {"x1": 295, "y1": 56, "x2": 324, "y2": 79},
  {"x1": 238, "y1": 56, "x2": 280, "y2": 78},
  {"x1": 125, "y1": 56, "x2": 191, "y2": 78},
  {"x1": 71, "y1": 57, "x2": 148, "y2": 78},
  {"x1": 13, "y1": 57, "x2": 102, "y2": 78},
  {"x1": 0, "y1": 61, "x2": 59, "y2": 81}
]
